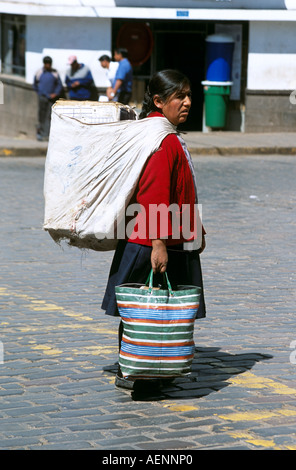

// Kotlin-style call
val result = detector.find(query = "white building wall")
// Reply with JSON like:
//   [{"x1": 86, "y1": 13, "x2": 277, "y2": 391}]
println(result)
[
  {"x1": 113, "y1": 0, "x2": 293, "y2": 8},
  {"x1": 247, "y1": 21, "x2": 296, "y2": 90},
  {"x1": 26, "y1": 16, "x2": 113, "y2": 87}
]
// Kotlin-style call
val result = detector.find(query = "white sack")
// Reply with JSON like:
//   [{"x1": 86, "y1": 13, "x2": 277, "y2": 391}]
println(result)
[{"x1": 43, "y1": 105, "x2": 177, "y2": 251}]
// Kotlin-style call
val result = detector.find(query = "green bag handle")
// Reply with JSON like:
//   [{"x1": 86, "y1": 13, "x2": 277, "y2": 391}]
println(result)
[{"x1": 146, "y1": 268, "x2": 174, "y2": 296}]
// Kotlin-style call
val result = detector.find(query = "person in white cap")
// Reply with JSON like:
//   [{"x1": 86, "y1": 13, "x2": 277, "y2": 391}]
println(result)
[{"x1": 65, "y1": 55, "x2": 95, "y2": 100}]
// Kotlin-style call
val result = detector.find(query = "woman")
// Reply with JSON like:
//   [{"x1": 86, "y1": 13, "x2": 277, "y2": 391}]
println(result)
[{"x1": 101, "y1": 69, "x2": 206, "y2": 389}]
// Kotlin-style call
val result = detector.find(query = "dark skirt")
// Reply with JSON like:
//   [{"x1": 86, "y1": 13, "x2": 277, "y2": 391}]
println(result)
[{"x1": 101, "y1": 240, "x2": 206, "y2": 319}]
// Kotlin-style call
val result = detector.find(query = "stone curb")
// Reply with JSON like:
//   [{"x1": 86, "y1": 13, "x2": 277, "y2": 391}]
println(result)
[
  {"x1": 188, "y1": 146, "x2": 296, "y2": 156},
  {"x1": 1, "y1": 146, "x2": 296, "y2": 157}
]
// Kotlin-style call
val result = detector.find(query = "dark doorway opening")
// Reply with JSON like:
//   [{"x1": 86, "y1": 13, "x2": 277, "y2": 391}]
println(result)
[
  {"x1": 113, "y1": 19, "x2": 212, "y2": 131},
  {"x1": 154, "y1": 30, "x2": 206, "y2": 131}
]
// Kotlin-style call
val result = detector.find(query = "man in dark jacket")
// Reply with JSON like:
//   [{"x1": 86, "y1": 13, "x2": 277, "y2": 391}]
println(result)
[
  {"x1": 65, "y1": 55, "x2": 95, "y2": 101},
  {"x1": 33, "y1": 56, "x2": 63, "y2": 141}
]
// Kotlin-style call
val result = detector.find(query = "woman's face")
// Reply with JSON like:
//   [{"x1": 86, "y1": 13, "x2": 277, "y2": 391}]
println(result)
[{"x1": 153, "y1": 87, "x2": 192, "y2": 126}]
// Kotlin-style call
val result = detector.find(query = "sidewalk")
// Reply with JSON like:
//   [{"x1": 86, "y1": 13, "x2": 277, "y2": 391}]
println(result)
[
  {"x1": 184, "y1": 131, "x2": 296, "y2": 155},
  {"x1": 1, "y1": 131, "x2": 296, "y2": 156}
]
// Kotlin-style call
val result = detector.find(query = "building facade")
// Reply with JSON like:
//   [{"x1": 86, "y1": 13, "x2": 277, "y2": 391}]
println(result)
[{"x1": 1, "y1": 0, "x2": 296, "y2": 136}]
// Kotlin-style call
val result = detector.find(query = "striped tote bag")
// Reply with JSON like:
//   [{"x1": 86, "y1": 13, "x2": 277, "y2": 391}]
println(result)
[{"x1": 115, "y1": 270, "x2": 201, "y2": 379}]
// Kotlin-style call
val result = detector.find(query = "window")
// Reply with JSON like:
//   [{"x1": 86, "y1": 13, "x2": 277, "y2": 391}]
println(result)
[{"x1": 1, "y1": 14, "x2": 26, "y2": 77}]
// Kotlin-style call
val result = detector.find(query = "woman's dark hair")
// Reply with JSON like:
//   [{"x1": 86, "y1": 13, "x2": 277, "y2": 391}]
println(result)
[{"x1": 139, "y1": 69, "x2": 191, "y2": 119}]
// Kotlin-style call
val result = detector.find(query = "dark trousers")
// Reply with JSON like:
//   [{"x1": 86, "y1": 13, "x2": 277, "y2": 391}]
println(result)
[
  {"x1": 116, "y1": 91, "x2": 132, "y2": 105},
  {"x1": 37, "y1": 95, "x2": 53, "y2": 138}
]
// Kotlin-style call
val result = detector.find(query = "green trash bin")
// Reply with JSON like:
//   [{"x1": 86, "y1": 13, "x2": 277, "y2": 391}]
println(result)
[{"x1": 203, "y1": 81, "x2": 232, "y2": 128}]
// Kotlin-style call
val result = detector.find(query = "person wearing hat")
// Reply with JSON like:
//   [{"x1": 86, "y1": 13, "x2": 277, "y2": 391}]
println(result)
[
  {"x1": 65, "y1": 55, "x2": 95, "y2": 101},
  {"x1": 33, "y1": 56, "x2": 63, "y2": 141}
]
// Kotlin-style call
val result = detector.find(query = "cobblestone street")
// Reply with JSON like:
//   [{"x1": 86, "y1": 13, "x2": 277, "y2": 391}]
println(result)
[{"x1": 0, "y1": 154, "x2": 295, "y2": 450}]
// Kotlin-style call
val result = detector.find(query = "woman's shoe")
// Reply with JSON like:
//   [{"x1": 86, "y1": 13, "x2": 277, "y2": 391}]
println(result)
[
  {"x1": 102, "y1": 362, "x2": 118, "y2": 373},
  {"x1": 115, "y1": 374, "x2": 135, "y2": 390}
]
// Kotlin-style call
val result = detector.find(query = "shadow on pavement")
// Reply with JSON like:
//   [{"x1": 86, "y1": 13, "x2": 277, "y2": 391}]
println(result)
[{"x1": 102, "y1": 346, "x2": 273, "y2": 402}]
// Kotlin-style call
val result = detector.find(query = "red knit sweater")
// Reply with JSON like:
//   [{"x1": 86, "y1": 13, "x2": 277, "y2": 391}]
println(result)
[{"x1": 127, "y1": 112, "x2": 200, "y2": 246}]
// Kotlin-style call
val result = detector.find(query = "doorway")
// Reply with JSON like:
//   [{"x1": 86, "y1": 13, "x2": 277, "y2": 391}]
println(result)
[
  {"x1": 113, "y1": 19, "x2": 210, "y2": 131},
  {"x1": 154, "y1": 29, "x2": 207, "y2": 131}
]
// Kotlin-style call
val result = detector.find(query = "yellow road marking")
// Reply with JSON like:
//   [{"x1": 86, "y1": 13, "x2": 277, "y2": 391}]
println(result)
[
  {"x1": 3, "y1": 285, "x2": 296, "y2": 450},
  {"x1": 0, "y1": 286, "x2": 118, "y2": 357},
  {"x1": 215, "y1": 370, "x2": 296, "y2": 448},
  {"x1": 72, "y1": 346, "x2": 117, "y2": 356},
  {"x1": 228, "y1": 371, "x2": 296, "y2": 396},
  {"x1": 1, "y1": 149, "x2": 13, "y2": 156},
  {"x1": 31, "y1": 304, "x2": 64, "y2": 311},
  {"x1": 218, "y1": 408, "x2": 296, "y2": 422},
  {"x1": 1, "y1": 287, "x2": 95, "y2": 321},
  {"x1": 31, "y1": 344, "x2": 63, "y2": 355},
  {"x1": 228, "y1": 431, "x2": 277, "y2": 448},
  {"x1": 165, "y1": 404, "x2": 199, "y2": 412}
]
